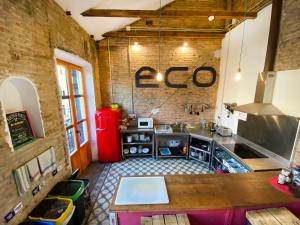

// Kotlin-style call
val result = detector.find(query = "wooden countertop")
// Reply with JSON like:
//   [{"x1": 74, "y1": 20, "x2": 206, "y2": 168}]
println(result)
[{"x1": 110, "y1": 172, "x2": 298, "y2": 212}]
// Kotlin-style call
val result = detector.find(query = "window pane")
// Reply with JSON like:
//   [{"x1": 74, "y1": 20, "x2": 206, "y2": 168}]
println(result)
[
  {"x1": 57, "y1": 65, "x2": 69, "y2": 96},
  {"x1": 62, "y1": 99, "x2": 73, "y2": 127},
  {"x1": 74, "y1": 97, "x2": 86, "y2": 121},
  {"x1": 71, "y1": 69, "x2": 83, "y2": 96},
  {"x1": 78, "y1": 121, "x2": 88, "y2": 145},
  {"x1": 66, "y1": 128, "x2": 76, "y2": 154}
]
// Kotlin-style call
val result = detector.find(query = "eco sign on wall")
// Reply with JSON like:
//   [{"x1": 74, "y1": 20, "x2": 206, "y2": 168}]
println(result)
[{"x1": 135, "y1": 66, "x2": 217, "y2": 88}]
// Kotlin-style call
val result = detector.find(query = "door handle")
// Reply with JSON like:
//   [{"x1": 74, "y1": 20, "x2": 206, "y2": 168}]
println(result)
[{"x1": 96, "y1": 128, "x2": 105, "y2": 131}]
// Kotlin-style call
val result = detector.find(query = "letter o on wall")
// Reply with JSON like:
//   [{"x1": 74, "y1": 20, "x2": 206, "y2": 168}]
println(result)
[{"x1": 192, "y1": 66, "x2": 217, "y2": 87}]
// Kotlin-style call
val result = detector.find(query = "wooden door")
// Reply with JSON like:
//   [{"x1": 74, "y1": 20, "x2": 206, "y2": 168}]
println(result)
[{"x1": 56, "y1": 60, "x2": 92, "y2": 175}]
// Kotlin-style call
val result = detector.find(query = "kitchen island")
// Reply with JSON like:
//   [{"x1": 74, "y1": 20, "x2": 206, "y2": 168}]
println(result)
[{"x1": 109, "y1": 171, "x2": 300, "y2": 225}]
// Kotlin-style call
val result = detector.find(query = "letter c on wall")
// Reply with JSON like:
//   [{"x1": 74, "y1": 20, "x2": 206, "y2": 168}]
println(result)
[
  {"x1": 192, "y1": 66, "x2": 217, "y2": 87},
  {"x1": 165, "y1": 67, "x2": 188, "y2": 88}
]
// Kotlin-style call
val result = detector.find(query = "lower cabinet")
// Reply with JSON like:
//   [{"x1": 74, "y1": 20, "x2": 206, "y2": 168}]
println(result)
[{"x1": 211, "y1": 143, "x2": 251, "y2": 173}]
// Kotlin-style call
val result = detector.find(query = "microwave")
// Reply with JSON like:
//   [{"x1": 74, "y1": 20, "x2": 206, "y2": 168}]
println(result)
[{"x1": 138, "y1": 118, "x2": 153, "y2": 129}]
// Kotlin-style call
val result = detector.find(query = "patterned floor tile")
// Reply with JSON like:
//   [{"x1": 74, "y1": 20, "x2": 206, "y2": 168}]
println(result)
[{"x1": 86, "y1": 158, "x2": 211, "y2": 225}]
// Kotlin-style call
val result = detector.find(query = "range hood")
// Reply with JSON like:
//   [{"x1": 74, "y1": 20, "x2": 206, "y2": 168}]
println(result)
[
  {"x1": 233, "y1": 71, "x2": 283, "y2": 115},
  {"x1": 233, "y1": 0, "x2": 284, "y2": 116}
]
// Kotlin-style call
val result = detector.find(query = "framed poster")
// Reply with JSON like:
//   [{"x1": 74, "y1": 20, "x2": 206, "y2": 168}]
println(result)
[{"x1": 6, "y1": 111, "x2": 35, "y2": 149}]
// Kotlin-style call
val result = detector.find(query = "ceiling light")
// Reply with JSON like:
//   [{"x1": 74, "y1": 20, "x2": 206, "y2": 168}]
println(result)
[
  {"x1": 235, "y1": 68, "x2": 242, "y2": 81},
  {"x1": 183, "y1": 42, "x2": 188, "y2": 47},
  {"x1": 132, "y1": 41, "x2": 140, "y2": 51},
  {"x1": 235, "y1": 0, "x2": 247, "y2": 82},
  {"x1": 208, "y1": 15, "x2": 215, "y2": 21},
  {"x1": 125, "y1": 26, "x2": 131, "y2": 31},
  {"x1": 156, "y1": 72, "x2": 163, "y2": 81}
]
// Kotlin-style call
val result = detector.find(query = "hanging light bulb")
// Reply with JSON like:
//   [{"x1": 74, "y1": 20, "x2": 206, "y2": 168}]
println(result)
[
  {"x1": 235, "y1": 68, "x2": 242, "y2": 81},
  {"x1": 156, "y1": 0, "x2": 163, "y2": 82},
  {"x1": 156, "y1": 71, "x2": 163, "y2": 81},
  {"x1": 208, "y1": 15, "x2": 215, "y2": 21},
  {"x1": 235, "y1": 0, "x2": 247, "y2": 82}
]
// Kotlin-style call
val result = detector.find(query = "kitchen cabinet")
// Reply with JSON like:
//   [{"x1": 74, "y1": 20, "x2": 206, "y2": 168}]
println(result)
[{"x1": 189, "y1": 135, "x2": 213, "y2": 166}]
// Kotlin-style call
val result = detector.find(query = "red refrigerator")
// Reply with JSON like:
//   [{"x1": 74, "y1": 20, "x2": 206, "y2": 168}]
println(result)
[{"x1": 95, "y1": 109, "x2": 122, "y2": 162}]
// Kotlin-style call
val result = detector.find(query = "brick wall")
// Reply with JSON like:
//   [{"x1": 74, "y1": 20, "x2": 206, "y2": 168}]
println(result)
[
  {"x1": 98, "y1": 37, "x2": 222, "y2": 124},
  {"x1": 0, "y1": 0, "x2": 98, "y2": 224},
  {"x1": 274, "y1": 0, "x2": 300, "y2": 166}
]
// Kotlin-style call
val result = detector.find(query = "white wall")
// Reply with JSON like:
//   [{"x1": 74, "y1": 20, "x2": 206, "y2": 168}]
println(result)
[
  {"x1": 54, "y1": 49, "x2": 98, "y2": 161},
  {"x1": 272, "y1": 69, "x2": 300, "y2": 118},
  {"x1": 215, "y1": 4, "x2": 272, "y2": 133}
]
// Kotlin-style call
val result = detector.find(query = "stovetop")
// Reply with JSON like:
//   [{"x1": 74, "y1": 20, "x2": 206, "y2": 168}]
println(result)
[{"x1": 223, "y1": 143, "x2": 268, "y2": 159}]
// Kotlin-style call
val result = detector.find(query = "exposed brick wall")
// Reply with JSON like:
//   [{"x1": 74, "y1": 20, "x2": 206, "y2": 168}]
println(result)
[
  {"x1": 0, "y1": 0, "x2": 98, "y2": 224},
  {"x1": 98, "y1": 37, "x2": 221, "y2": 124},
  {"x1": 274, "y1": 0, "x2": 300, "y2": 166}
]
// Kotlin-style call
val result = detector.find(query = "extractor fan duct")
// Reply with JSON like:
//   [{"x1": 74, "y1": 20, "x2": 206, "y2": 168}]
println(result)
[{"x1": 233, "y1": 72, "x2": 283, "y2": 115}]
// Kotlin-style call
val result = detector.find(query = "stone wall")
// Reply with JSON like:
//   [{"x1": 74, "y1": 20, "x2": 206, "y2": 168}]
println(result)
[
  {"x1": 98, "y1": 37, "x2": 222, "y2": 124},
  {"x1": 0, "y1": 0, "x2": 98, "y2": 224},
  {"x1": 274, "y1": 0, "x2": 300, "y2": 166}
]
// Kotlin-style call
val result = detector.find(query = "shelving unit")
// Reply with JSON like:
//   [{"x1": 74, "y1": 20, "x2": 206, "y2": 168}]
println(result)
[
  {"x1": 211, "y1": 143, "x2": 251, "y2": 173},
  {"x1": 121, "y1": 128, "x2": 155, "y2": 159},
  {"x1": 189, "y1": 135, "x2": 213, "y2": 166},
  {"x1": 155, "y1": 131, "x2": 189, "y2": 159}
]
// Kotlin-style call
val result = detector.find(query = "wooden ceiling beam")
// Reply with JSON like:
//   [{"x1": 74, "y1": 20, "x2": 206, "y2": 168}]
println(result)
[
  {"x1": 102, "y1": 31, "x2": 225, "y2": 38},
  {"x1": 81, "y1": 9, "x2": 257, "y2": 19}
]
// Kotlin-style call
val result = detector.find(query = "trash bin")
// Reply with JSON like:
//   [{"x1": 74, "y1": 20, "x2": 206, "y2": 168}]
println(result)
[
  {"x1": 77, "y1": 179, "x2": 91, "y2": 207},
  {"x1": 19, "y1": 221, "x2": 55, "y2": 225},
  {"x1": 28, "y1": 198, "x2": 74, "y2": 225},
  {"x1": 48, "y1": 180, "x2": 85, "y2": 225}
]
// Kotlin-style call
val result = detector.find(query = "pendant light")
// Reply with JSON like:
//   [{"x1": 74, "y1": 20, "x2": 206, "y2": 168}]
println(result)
[
  {"x1": 156, "y1": 0, "x2": 163, "y2": 81},
  {"x1": 235, "y1": 0, "x2": 247, "y2": 81}
]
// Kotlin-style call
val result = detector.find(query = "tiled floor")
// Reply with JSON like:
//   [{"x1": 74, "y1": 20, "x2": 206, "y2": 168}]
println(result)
[{"x1": 84, "y1": 158, "x2": 212, "y2": 225}]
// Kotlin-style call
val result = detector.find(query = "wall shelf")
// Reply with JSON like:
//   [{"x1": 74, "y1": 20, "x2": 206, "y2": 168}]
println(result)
[{"x1": 0, "y1": 77, "x2": 45, "y2": 152}]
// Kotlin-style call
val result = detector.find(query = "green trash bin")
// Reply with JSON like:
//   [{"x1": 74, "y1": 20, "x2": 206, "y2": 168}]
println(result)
[{"x1": 48, "y1": 180, "x2": 85, "y2": 225}]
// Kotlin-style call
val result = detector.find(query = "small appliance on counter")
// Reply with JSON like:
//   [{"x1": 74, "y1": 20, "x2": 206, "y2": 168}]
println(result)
[
  {"x1": 216, "y1": 126, "x2": 232, "y2": 137},
  {"x1": 138, "y1": 118, "x2": 153, "y2": 129}
]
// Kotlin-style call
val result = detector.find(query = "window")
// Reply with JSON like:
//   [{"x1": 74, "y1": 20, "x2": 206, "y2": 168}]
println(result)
[{"x1": 56, "y1": 61, "x2": 89, "y2": 155}]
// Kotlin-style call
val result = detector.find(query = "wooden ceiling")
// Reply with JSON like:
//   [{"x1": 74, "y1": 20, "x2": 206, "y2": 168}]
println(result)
[{"x1": 81, "y1": 0, "x2": 272, "y2": 38}]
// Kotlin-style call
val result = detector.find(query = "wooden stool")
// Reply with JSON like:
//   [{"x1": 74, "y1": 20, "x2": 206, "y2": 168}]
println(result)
[
  {"x1": 141, "y1": 214, "x2": 190, "y2": 225},
  {"x1": 246, "y1": 207, "x2": 300, "y2": 225}
]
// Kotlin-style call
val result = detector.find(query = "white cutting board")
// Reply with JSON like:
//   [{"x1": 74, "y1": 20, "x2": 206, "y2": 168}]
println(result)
[{"x1": 115, "y1": 176, "x2": 169, "y2": 205}]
